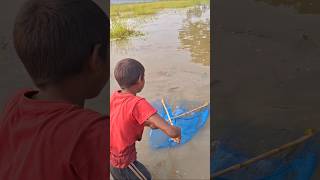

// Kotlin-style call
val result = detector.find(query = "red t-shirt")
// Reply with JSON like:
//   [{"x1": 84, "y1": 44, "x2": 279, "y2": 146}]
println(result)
[
  {"x1": 0, "y1": 89, "x2": 108, "y2": 180},
  {"x1": 110, "y1": 90, "x2": 157, "y2": 168}
]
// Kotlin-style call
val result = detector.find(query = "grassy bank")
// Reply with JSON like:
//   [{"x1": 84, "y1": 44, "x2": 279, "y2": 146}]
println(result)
[
  {"x1": 111, "y1": 0, "x2": 209, "y2": 19},
  {"x1": 111, "y1": 0, "x2": 209, "y2": 40}
]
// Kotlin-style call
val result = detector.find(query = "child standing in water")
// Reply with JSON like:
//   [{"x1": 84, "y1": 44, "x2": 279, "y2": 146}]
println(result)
[{"x1": 110, "y1": 58, "x2": 181, "y2": 180}]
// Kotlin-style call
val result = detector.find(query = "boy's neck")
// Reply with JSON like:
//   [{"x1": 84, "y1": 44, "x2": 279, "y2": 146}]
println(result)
[
  {"x1": 121, "y1": 88, "x2": 137, "y2": 96},
  {"x1": 33, "y1": 79, "x2": 86, "y2": 107},
  {"x1": 35, "y1": 89, "x2": 85, "y2": 107}
]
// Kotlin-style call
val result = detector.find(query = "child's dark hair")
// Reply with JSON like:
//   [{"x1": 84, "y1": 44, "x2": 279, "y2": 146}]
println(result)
[
  {"x1": 13, "y1": 0, "x2": 109, "y2": 87},
  {"x1": 114, "y1": 58, "x2": 145, "y2": 89}
]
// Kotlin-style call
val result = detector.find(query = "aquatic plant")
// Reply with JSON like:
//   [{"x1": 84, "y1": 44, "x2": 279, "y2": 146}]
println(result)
[{"x1": 110, "y1": 19, "x2": 143, "y2": 40}]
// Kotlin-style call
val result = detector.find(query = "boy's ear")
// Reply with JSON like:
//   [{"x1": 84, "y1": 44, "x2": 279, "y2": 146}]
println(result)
[
  {"x1": 88, "y1": 44, "x2": 103, "y2": 72},
  {"x1": 136, "y1": 76, "x2": 142, "y2": 84}
]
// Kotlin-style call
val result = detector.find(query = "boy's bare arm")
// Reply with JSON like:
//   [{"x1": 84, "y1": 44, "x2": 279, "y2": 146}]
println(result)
[{"x1": 144, "y1": 113, "x2": 181, "y2": 139}]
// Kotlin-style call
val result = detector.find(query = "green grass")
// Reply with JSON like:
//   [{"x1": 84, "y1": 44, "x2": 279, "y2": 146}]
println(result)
[
  {"x1": 111, "y1": 19, "x2": 143, "y2": 40},
  {"x1": 111, "y1": 0, "x2": 210, "y2": 19},
  {"x1": 110, "y1": 0, "x2": 209, "y2": 40}
]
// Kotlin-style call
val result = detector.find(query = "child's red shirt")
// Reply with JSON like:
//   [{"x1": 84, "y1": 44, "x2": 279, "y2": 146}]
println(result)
[
  {"x1": 0, "y1": 89, "x2": 108, "y2": 180},
  {"x1": 110, "y1": 90, "x2": 157, "y2": 168}
]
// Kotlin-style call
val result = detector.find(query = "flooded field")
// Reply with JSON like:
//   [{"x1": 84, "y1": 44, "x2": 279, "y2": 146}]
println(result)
[
  {"x1": 110, "y1": 4, "x2": 210, "y2": 180},
  {"x1": 111, "y1": 0, "x2": 156, "y2": 4},
  {"x1": 213, "y1": 0, "x2": 320, "y2": 178}
]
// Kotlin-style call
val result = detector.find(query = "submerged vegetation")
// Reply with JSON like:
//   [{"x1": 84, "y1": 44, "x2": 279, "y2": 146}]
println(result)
[{"x1": 110, "y1": 0, "x2": 209, "y2": 40}]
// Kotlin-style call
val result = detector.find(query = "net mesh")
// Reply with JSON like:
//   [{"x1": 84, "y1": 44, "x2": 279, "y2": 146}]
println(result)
[
  {"x1": 149, "y1": 99, "x2": 209, "y2": 149},
  {"x1": 211, "y1": 133, "x2": 320, "y2": 180}
]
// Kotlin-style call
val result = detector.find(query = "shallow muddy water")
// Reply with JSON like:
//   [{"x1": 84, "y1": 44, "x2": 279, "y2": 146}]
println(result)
[
  {"x1": 213, "y1": 0, "x2": 320, "y2": 178},
  {"x1": 110, "y1": 4, "x2": 210, "y2": 179}
]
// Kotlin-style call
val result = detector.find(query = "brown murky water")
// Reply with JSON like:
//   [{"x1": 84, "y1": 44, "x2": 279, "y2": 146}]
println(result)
[
  {"x1": 110, "y1": 5, "x2": 210, "y2": 180},
  {"x1": 213, "y1": 0, "x2": 320, "y2": 178}
]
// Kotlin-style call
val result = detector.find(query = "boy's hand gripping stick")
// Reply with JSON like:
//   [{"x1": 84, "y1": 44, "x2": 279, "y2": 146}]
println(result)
[{"x1": 161, "y1": 98, "x2": 181, "y2": 144}]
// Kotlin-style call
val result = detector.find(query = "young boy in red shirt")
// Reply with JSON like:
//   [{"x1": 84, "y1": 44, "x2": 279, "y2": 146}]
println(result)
[
  {"x1": 110, "y1": 58, "x2": 181, "y2": 180},
  {"x1": 0, "y1": 0, "x2": 109, "y2": 179}
]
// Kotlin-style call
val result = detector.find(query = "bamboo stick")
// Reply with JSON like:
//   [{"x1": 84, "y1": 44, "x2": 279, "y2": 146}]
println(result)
[
  {"x1": 161, "y1": 98, "x2": 180, "y2": 143},
  {"x1": 172, "y1": 102, "x2": 209, "y2": 119},
  {"x1": 212, "y1": 129, "x2": 316, "y2": 177},
  {"x1": 161, "y1": 98, "x2": 173, "y2": 125}
]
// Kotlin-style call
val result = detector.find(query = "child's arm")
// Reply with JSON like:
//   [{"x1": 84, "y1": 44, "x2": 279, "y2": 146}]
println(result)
[{"x1": 144, "y1": 113, "x2": 181, "y2": 140}]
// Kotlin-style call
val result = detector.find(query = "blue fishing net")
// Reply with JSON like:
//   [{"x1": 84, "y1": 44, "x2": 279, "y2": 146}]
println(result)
[
  {"x1": 149, "y1": 100, "x2": 209, "y2": 149},
  {"x1": 211, "y1": 133, "x2": 320, "y2": 180}
]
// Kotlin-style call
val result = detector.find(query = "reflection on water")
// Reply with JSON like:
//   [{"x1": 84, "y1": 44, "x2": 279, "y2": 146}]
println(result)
[
  {"x1": 179, "y1": 5, "x2": 210, "y2": 66},
  {"x1": 111, "y1": 38, "x2": 139, "y2": 55},
  {"x1": 256, "y1": 0, "x2": 320, "y2": 14}
]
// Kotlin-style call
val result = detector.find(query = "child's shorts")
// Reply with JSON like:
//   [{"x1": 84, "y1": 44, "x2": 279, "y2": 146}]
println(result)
[{"x1": 110, "y1": 160, "x2": 152, "y2": 180}]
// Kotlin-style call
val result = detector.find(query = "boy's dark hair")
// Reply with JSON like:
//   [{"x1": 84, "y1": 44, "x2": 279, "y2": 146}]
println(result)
[
  {"x1": 13, "y1": 0, "x2": 109, "y2": 87},
  {"x1": 114, "y1": 58, "x2": 145, "y2": 89}
]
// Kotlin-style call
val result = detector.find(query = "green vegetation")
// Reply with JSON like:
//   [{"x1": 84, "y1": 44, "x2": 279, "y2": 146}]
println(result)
[
  {"x1": 111, "y1": 0, "x2": 209, "y2": 19},
  {"x1": 110, "y1": 0, "x2": 209, "y2": 40},
  {"x1": 111, "y1": 19, "x2": 143, "y2": 40}
]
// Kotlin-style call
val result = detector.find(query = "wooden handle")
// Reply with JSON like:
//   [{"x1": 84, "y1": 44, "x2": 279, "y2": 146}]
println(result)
[
  {"x1": 172, "y1": 102, "x2": 209, "y2": 119},
  {"x1": 161, "y1": 98, "x2": 173, "y2": 125},
  {"x1": 161, "y1": 98, "x2": 180, "y2": 143}
]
